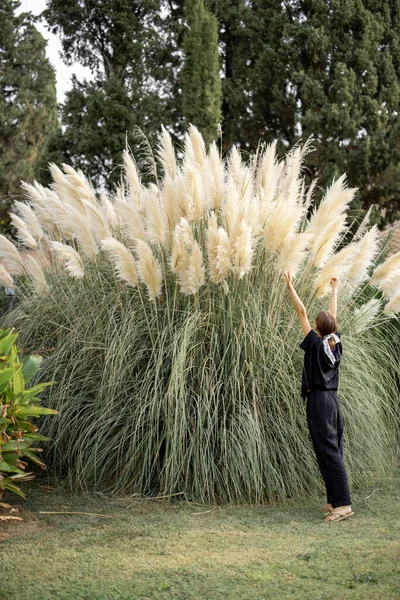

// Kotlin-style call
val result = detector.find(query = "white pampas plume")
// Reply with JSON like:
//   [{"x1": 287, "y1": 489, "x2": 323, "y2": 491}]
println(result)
[
  {"x1": 10, "y1": 214, "x2": 37, "y2": 249},
  {"x1": 68, "y1": 206, "x2": 99, "y2": 258},
  {"x1": 24, "y1": 255, "x2": 47, "y2": 292},
  {"x1": 228, "y1": 146, "x2": 249, "y2": 192},
  {"x1": 215, "y1": 227, "x2": 233, "y2": 281},
  {"x1": 263, "y1": 197, "x2": 307, "y2": 254},
  {"x1": 179, "y1": 241, "x2": 205, "y2": 295},
  {"x1": 0, "y1": 264, "x2": 14, "y2": 288},
  {"x1": 157, "y1": 126, "x2": 177, "y2": 178},
  {"x1": 370, "y1": 250, "x2": 400, "y2": 286},
  {"x1": 304, "y1": 178, "x2": 318, "y2": 212},
  {"x1": 184, "y1": 125, "x2": 206, "y2": 169},
  {"x1": 135, "y1": 239, "x2": 163, "y2": 301},
  {"x1": 50, "y1": 241, "x2": 85, "y2": 278},
  {"x1": 162, "y1": 174, "x2": 184, "y2": 230},
  {"x1": 352, "y1": 205, "x2": 373, "y2": 242},
  {"x1": 222, "y1": 176, "x2": 240, "y2": 237},
  {"x1": 123, "y1": 150, "x2": 142, "y2": 207},
  {"x1": 14, "y1": 201, "x2": 44, "y2": 241},
  {"x1": 276, "y1": 232, "x2": 313, "y2": 278},
  {"x1": 231, "y1": 220, "x2": 254, "y2": 279},
  {"x1": 205, "y1": 142, "x2": 225, "y2": 210},
  {"x1": 184, "y1": 164, "x2": 204, "y2": 222},
  {"x1": 352, "y1": 299, "x2": 381, "y2": 333},
  {"x1": 256, "y1": 141, "x2": 278, "y2": 197},
  {"x1": 170, "y1": 218, "x2": 194, "y2": 275},
  {"x1": 82, "y1": 200, "x2": 111, "y2": 241},
  {"x1": 143, "y1": 186, "x2": 169, "y2": 246},
  {"x1": 114, "y1": 188, "x2": 146, "y2": 241},
  {"x1": 49, "y1": 164, "x2": 86, "y2": 216},
  {"x1": 99, "y1": 194, "x2": 119, "y2": 229},
  {"x1": 101, "y1": 238, "x2": 138, "y2": 287},
  {"x1": 347, "y1": 225, "x2": 379, "y2": 288},
  {"x1": 22, "y1": 182, "x2": 63, "y2": 239},
  {"x1": 308, "y1": 175, "x2": 356, "y2": 267},
  {"x1": 206, "y1": 212, "x2": 221, "y2": 283},
  {"x1": 379, "y1": 275, "x2": 399, "y2": 299},
  {"x1": 384, "y1": 295, "x2": 400, "y2": 314},
  {"x1": 0, "y1": 235, "x2": 25, "y2": 275},
  {"x1": 314, "y1": 245, "x2": 356, "y2": 298},
  {"x1": 62, "y1": 164, "x2": 97, "y2": 204}
]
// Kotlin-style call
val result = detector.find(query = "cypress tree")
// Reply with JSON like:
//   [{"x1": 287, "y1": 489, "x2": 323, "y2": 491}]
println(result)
[
  {"x1": 182, "y1": 0, "x2": 222, "y2": 145},
  {"x1": 0, "y1": 0, "x2": 57, "y2": 233}
]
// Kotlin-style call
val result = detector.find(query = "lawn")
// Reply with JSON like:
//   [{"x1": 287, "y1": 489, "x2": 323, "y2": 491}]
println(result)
[{"x1": 1, "y1": 475, "x2": 399, "y2": 600}]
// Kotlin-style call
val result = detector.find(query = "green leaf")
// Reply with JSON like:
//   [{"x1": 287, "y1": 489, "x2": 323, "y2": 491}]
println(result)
[
  {"x1": 22, "y1": 381, "x2": 54, "y2": 401},
  {"x1": 0, "y1": 461, "x2": 24, "y2": 474},
  {"x1": 1, "y1": 481, "x2": 26, "y2": 498},
  {"x1": 0, "y1": 441, "x2": 30, "y2": 452},
  {"x1": 0, "y1": 333, "x2": 18, "y2": 357},
  {"x1": 12, "y1": 366, "x2": 25, "y2": 399},
  {"x1": 14, "y1": 406, "x2": 58, "y2": 417},
  {"x1": 0, "y1": 367, "x2": 16, "y2": 393},
  {"x1": 22, "y1": 449, "x2": 45, "y2": 468},
  {"x1": 22, "y1": 355, "x2": 43, "y2": 384},
  {"x1": 0, "y1": 417, "x2": 10, "y2": 425},
  {"x1": 22, "y1": 433, "x2": 50, "y2": 442}
]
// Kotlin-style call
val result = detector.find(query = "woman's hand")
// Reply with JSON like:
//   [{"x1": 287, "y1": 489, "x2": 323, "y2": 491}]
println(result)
[
  {"x1": 283, "y1": 271, "x2": 293, "y2": 289},
  {"x1": 330, "y1": 278, "x2": 340, "y2": 289}
]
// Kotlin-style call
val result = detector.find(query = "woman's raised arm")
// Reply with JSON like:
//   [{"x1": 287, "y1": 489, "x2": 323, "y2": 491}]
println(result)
[
  {"x1": 284, "y1": 272, "x2": 311, "y2": 336},
  {"x1": 329, "y1": 278, "x2": 339, "y2": 319}
]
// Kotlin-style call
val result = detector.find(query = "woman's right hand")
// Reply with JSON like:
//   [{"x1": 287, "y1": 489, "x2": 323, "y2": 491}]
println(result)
[
  {"x1": 283, "y1": 271, "x2": 292, "y2": 288},
  {"x1": 330, "y1": 278, "x2": 340, "y2": 289}
]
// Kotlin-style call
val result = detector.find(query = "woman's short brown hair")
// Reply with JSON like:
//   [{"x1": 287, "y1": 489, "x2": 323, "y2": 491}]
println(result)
[{"x1": 315, "y1": 310, "x2": 337, "y2": 337}]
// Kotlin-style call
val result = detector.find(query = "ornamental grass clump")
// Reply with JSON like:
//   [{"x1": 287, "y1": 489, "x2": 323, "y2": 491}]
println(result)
[{"x1": 1, "y1": 126, "x2": 399, "y2": 502}]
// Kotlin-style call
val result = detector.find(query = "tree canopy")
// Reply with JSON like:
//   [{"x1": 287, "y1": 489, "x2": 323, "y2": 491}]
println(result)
[{"x1": 0, "y1": 0, "x2": 57, "y2": 233}]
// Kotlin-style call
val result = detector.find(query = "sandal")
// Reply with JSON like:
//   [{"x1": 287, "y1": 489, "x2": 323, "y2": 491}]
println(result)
[{"x1": 324, "y1": 511, "x2": 354, "y2": 523}]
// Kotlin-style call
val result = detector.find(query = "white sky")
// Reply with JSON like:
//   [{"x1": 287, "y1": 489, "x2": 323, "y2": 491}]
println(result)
[{"x1": 16, "y1": 0, "x2": 92, "y2": 102}]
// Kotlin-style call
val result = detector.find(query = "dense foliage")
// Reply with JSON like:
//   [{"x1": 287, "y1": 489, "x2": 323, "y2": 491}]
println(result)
[
  {"x1": 2, "y1": 130, "x2": 399, "y2": 502},
  {"x1": 0, "y1": 328, "x2": 56, "y2": 499},
  {"x1": 0, "y1": 0, "x2": 57, "y2": 234}
]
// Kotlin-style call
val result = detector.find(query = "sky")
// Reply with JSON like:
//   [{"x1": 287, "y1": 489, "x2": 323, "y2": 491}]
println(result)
[{"x1": 16, "y1": 0, "x2": 92, "y2": 102}]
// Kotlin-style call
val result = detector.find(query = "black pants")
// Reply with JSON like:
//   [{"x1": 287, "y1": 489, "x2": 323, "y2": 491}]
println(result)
[{"x1": 306, "y1": 390, "x2": 351, "y2": 508}]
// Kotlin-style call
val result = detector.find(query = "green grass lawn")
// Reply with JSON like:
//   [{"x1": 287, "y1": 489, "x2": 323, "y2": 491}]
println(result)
[{"x1": 1, "y1": 475, "x2": 399, "y2": 600}]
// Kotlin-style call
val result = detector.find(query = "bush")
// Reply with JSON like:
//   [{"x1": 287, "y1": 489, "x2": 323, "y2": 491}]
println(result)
[
  {"x1": 2, "y1": 128, "x2": 399, "y2": 502},
  {"x1": 0, "y1": 328, "x2": 56, "y2": 498}
]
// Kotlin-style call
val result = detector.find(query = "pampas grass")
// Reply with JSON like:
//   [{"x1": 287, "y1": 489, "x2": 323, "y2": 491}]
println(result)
[{"x1": 2, "y1": 125, "x2": 399, "y2": 503}]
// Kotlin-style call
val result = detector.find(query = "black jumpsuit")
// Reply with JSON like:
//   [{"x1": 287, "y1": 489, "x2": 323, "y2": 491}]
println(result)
[{"x1": 300, "y1": 330, "x2": 352, "y2": 509}]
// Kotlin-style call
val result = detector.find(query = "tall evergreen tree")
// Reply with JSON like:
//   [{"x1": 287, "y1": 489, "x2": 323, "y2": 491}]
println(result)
[
  {"x1": 42, "y1": 0, "x2": 183, "y2": 189},
  {"x1": 0, "y1": 0, "x2": 57, "y2": 233},
  {"x1": 182, "y1": 0, "x2": 222, "y2": 144}
]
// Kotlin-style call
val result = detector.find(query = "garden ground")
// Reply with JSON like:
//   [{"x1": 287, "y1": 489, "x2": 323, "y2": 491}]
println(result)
[{"x1": 1, "y1": 474, "x2": 399, "y2": 600}]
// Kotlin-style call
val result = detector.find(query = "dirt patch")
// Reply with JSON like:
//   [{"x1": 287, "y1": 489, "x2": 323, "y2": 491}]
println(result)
[{"x1": 0, "y1": 505, "x2": 41, "y2": 542}]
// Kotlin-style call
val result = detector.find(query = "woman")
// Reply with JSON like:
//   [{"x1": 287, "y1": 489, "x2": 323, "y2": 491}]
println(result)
[{"x1": 284, "y1": 272, "x2": 353, "y2": 522}]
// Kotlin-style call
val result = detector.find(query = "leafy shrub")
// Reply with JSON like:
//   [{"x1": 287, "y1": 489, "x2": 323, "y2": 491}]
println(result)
[{"x1": 0, "y1": 328, "x2": 56, "y2": 498}]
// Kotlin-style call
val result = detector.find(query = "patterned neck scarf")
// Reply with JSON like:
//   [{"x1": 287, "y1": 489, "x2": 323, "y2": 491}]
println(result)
[{"x1": 322, "y1": 333, "x2": 340, "y2": 366}]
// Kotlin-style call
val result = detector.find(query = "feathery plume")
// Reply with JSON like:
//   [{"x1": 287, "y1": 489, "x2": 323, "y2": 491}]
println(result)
[
  {"x1": 314, "y1": 245, "x2": 356, "y2": 298},
  {"x1": 184, "y1": 125, "x2": 206, "y2": 169},
  {"x1": 384, "y1": 295, "x2": 400, "y2": 315},
  {"x1": 162, "y1": 174, "x2": 184, "y2": 230},
  {"x1": 276, "y1": 232, "x2": 313, "y2": 278},
  {"x1": 215, "y1": 227, "x2": 233, "y2": 281},
  {"x1": 143, "y1": 186, "x2": 169, "y2": 247},
  {"x1": 184, "y1": 164, "x2": 204, "y2": 222},
  {"x1": 10, "y1": 214, "x2": 37, "y2": 249},
  {"x1": 352, "y1": 299, "x2": 381, "y2": 333},
  {"x1": 222, "y1": 176, "x2": 240, "y2": 237},
  {"x1": 114, "y1": 188, "x2": 146, "y2": 242},
  {"x1": 0, "y1": 264, "x2": 14, "y2": 288},
  {"x1": 0, "y1": 235, "x2": 25, "y2": 275},
  {"x1": 82, "y1": 200, "x2": 111, "y2": 241},
  {"x1": 123, "y1": 150, "x2": 142, "y2": 208},
  {"x1": 205, "y1": 142, "x2": 225, "y2": 210},
  {"x1": 379, "y1": 275, "x2": 399, "y2": 299},
  {"x1": 24, "y1": 254, "x2": 47, "y2": 292},
  {"x1": 101, "y1": 238, "x2": 138, "y2": 287},
  {"x1": 179, "y1": 241, "x2": 205, "y2": 295},
  {"x1": 308, "y1": 175, "x2": 356, "y2": 267},
  {"x1": 231, "y1": 220, "x2": 254, "y2": 279},
  {"x1": 135, "y1": 239, "x2": 163, "y2": 301},
  {"x1": 347, "y1": 225, "x2": 379, "y2": 289},
  {"x1": 157, "y1": 126, "x2": 177, "y2": 178},
  {"x1": 50, "y1": 241, "x2": 85, "y2": 278},
  {"x1": 14, "y1": 201, "x2": 44, "y2": 241},
  {"x1": 206, "y1": 212, "x2": 221, "y2": 283},
  {"x1": 352, "y1": 205, "x2": 373, "y2": 242},
  {"x1": 256, "y1": 141, "x2": 278, "y2": 195},
  {"x1": 370, "y1": 250, "x2": 400, "y2": 286},
  {"x1": 99, "y1": 194, "x2": 118, "y2": 229},
  {"x1": 170, "y1": 218, "x2": 194, "y2": 275}
]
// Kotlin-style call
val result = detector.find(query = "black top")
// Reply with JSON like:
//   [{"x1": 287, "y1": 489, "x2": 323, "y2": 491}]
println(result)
[{"x1": 300, "y1": 329, "x2": 342, "y2": 399}]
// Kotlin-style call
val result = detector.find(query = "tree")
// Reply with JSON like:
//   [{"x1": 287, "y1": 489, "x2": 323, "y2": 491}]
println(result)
[
  {"x1": 182, "y1": 0, "x2": 222, "y2": 145},
  {"x1": 42, "y1": 0, "x2": 183, "y2": 189},
  {"x1": 0, "y1": 0, "x2": 57, "y2": 233}
]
